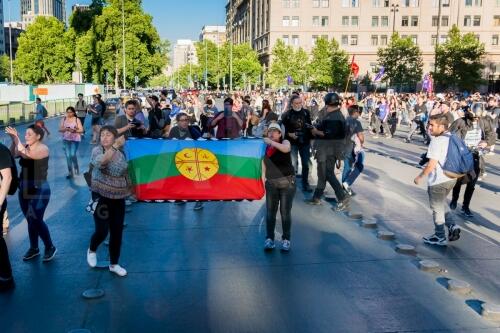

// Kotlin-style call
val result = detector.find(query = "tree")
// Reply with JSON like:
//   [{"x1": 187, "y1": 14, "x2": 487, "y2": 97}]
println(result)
[
  {"x1": 377, "y1": 33, "x2": 423, "y2": 91},
  {"x1": 308, "y1": 37, "x2": 349, "y2": 90},
  {"x1": 14, "y1": 16, "x2": 75, "y2": 84},
  {"x1": 268, "y1": 39, "x2": 302, "y2": 88},
  {"x1": 0, "y1": 55, "x2": 11, "y2": 82},
  {"x1": 434, "y1": 25, "x2": 485, "y2": 91},
  {"x1": 69, "y1": 0, "x2": 105, "y2": 35},
  {"x1": 76, "y1": 0, "x2": 165, "y2": 89}
]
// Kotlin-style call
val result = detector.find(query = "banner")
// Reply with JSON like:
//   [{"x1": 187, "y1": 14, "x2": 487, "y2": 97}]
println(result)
[{"x1": 125, "y1": 139, "x2": 266, "y2": 201}]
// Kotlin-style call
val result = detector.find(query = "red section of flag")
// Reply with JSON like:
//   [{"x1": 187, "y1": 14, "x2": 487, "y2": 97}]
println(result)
[{"x1": 350, "y1": 55, "x2": 359, "y2": 78}]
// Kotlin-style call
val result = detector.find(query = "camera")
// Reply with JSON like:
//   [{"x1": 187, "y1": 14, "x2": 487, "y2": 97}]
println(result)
[{"x1": 419, "y1": 152, "x2": 429, "y2": 166}]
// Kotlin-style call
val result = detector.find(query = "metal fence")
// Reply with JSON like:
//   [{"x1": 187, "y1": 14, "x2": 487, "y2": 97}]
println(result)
[{"x1": 0, "y1": 96, "x2": 94, "y2": 127}]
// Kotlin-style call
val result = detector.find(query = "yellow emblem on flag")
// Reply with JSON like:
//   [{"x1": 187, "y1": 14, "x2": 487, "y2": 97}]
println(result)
[{"x1": 175, "y1": 148, "x2": 219, "y2": 181}]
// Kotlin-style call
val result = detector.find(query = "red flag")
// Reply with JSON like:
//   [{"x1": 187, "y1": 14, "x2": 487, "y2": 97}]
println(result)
[{"x1": 350, "y1": 55, "x2": 359, "y2": 78}]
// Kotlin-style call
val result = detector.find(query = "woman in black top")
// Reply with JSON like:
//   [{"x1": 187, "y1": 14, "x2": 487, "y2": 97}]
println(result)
[
  {"x1": 263, "y1": 122, "x2": 296, "y2": 252},
  {"x1": 5, "y1": 125, "x2": 56, "y2": 262}
]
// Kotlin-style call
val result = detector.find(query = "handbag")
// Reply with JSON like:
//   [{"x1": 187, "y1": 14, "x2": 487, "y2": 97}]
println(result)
[
  {"x1": 266, "y1": 175, "x2": 295, "y2": 190},
  {"x1": 83, "y1": 164, "x2": 93, "y2": 187}
]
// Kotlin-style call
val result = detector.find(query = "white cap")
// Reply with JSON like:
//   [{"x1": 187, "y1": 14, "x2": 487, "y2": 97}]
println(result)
[{"x1": 267, "y1": 122, "x2": 282, "y2": 133}]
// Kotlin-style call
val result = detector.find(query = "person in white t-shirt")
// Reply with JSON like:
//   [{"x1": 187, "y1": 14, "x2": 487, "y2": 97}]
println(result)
[{"x1": 414, "y1": 114, "x2": 461, "y2": 246}]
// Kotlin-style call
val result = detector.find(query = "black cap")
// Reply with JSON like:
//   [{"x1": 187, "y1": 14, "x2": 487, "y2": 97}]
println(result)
[{"x1": 324, "y1": 92, "x2": 341, "y2": 106}]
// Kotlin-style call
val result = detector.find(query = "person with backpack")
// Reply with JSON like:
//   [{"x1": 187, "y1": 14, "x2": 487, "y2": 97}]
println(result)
[
  {"x1": 0, "y1": 142, "x2": 16, "y2": 291},
  {"x1": 306, "y1": 93, "x2": 350, "y2": 211},
  {"x1": 89, "y1": 95, "x2": 106, "y2": 144},
  {"x1": 448, "y1": 106, "x2": 492, "y2": 218},
  {"x1": 32, "y1": 98, "x2": 50, "y2": 136},
  {"x1": 75, "y1": 93, "x2": 88, "y2": 137},
  {"x1": 414, "y1": 114, "x2": 462, "y2": 246}
]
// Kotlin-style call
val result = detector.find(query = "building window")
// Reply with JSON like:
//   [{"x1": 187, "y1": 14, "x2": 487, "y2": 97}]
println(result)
[
  {"x1": 321, "y1": 0, "x2": 329, "y2": 7},
  {"x1": 464, "y1": 15, "x2": 471, "y2": 26},
  {"x1": 372, "y1": 16, "x2": 379, "y2": 27},
  {"x1": 402, "y1": 16, "x2": 409, "y2": 26},
  {"x1": 312, "y1": 35, "x2": 319, "y2": 45},
  {"x1": 432, "y1": 16, "x2": 439, "y2": 26},
  {"x1": 373, "y1": 0, "x2": 381, "y2": 6},
  {"x1": 440, "y1": 35, "x2": 448, "y2": 43},
  {"x1": 313, "y1": 16, "x2": 320, "y2": 27},
  {"x1": 322, "y1": 34, "x2": 328, "y2": 39},
  {"x1": 283, "y1": 0, "x2": 290, "y2": 8},
  {"x1": 370, "y1": 62, "x2": 378, "y2": 73},
  {"x1": 442, "y1": 16, "x2": 449, "y2": 26},
  {"x1": 351, "y1": 35, "x2": 358, "y2": 45},
  {"x1": 351, "y1": 16, "x2": 359, "y2": 26},
  {"x1": 342, "y1": 16, "x2": 349, "y2": 26},
  {"x1": 474, "y1": 34, "x2": 480, "y2": 41},
  {"x1": 292, "y1": 35, "x2": 299, "y2": 46},
  {"x1": 384, "y1": 0, "x2": 390, "y2": 6},
  {"x1": 313, "y1": 0, "x2": 320, "y2": 7},
  {"x1": 371, "y1": 35, "x2": 379, "y2": 46},
  {"x1": 283, "y1": 16, "x2": 290, "y2": 26},
  {"x1": 282, "y1": 35, "x2": 289, "y2": 45},
  {"x1": 292, "y1": 0, "x2": 300, "y2": 7},
  {"x1": 473, "y1": 16, "x2": 481, "y2": 26},
  {"x1": 466, "y1": 0, "x2": 482, "y2": 6},
  {"x1": 342, "y1": 0, "x2": 359, "y2": 7},
  {"x1": 411, "y1": 35, "x2": 418, "y2": 44},
  {"x1": 342, "y1": 35, "x2": 348, "y2": 45},
  {"x1": 497, "y1": 0, "x2": 500, "y2": 7},
  {"x1": 492, "y1": 35, "x2": 499, "y2": 45},
  {"x1": 431, "y1": 35, "x2": 437, "y2": 46},
  {"x1": 381, "y1": 16, "x2": 389, "y2": 27},
  {"x1": 322, "y1": 16, "x2": 329, "y2": 26},
  {"x1": 381, "y1": 35, "x2": 388, "y2": 45},
  {"x1": 411, "y1": 16, "x2": 418, "y2": 27},
  {"x1": 292, "y1": 16, "x2": 300, "y2": 27},
  {"x1": 402, "y1": 0, "x2": 419, "y2": 7}
]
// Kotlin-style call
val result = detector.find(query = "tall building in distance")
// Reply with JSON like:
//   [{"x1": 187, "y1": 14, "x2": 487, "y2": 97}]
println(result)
[
  {"x1": 21, "y1": 0, "x2": 66, "y2": 26},
  {"x1": 200, "y1": 25, "x2": 227, "y2": 46},
  {"x1": 226, "y1": 0, "x2": 500, "y2": 85},
  {"x1": 72, "y1": 3, "x2": 90, "y2": 13},
  {"x1": 0, "y1": 0, "x2": 5, "y2": 56},
  {"x1": 4, "y1": 22, "x2": 26, "y2": 60},
  {"x1": 172, "y1": 39, "x2": 198, "y2": 72}
]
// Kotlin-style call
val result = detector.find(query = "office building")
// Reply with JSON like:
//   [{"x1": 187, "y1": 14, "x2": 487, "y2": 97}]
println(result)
[
  {"x1": 200, "y1": 25, "x2": 227, "y2": 46},
  {"x1": 21, "y1": 0, "x2": 66, "y2": 26}
]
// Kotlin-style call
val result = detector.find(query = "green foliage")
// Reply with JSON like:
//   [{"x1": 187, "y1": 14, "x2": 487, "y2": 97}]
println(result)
[
  {"x1": 76, "y1": 0, "x2": 165, "y2": 88},
  {"x1": 149, "y1": 73, "x2": 169, "y2": 88},
  {"x1": 0, "y1": 55, "x2": 11, "y2": 82},
  {"x1": 308, "y1": 38, "x2": 350, "y2": 90},
  {"x1": 434, "y1": 25, "x2": 486, "y2": 91},
  {"x1": 69, "y1": 0, "x2": 104, "y2": 35},
  {"x1": 377, "y1": 33, "x2": 423, "y2": 89},
  {"x1": 14, "y1": 16, "x2": 75, "y2": 84},
  {"x1": 268, "y1": 39, "x2": 299, "y2": 88}
]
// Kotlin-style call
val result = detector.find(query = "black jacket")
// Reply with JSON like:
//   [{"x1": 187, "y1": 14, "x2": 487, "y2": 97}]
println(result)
[{"x1": 281, "y1": 108, "x2": 313, "y2": 146}]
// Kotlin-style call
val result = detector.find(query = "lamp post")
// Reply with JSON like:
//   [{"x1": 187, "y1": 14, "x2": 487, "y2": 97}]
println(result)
[
  {"x1": 391, "y1": 3, "x2": 399, "y2": 35},
  {"x1": 204, "y1": 39, "x2": 208, "y2": 90},
  {"x1": 8, "y1": 0, "x2": 13, "y2": 83},
  {"x1": 121, "y1": 0, "x2": 126, "y2": 90},
  {"x1": 434, "y1": 0, "x2": 442, "y2": 74}
]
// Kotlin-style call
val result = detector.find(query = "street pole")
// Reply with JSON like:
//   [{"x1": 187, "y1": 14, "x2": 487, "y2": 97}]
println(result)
[
  {"x1": 229, "y1": 0, "x2": 233, "y2": 92},
  {"x1": 205, "y1": 39, "x2": 208, "y2": 90},
  {"x1": 8, "y1": 0, "x2": 14, "y2": 83},
  {"x1": 217, "y1": 33, "x2": 220, "y2": 90},
  {"x1": 434, "y1": 0, "x2": 442, "y2": 74},
  {"x1": 391, "y1": 4, "x2": 399, "y2": 35},
  {"x1": 121, "y1": 0, "x2": 126, "y2": 90}
]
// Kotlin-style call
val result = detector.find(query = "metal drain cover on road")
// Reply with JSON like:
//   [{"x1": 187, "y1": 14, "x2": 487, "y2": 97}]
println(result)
[
  {"x1": 395, "y1": 244, "x2": 416, "y2": 255},
  {"x1": 419, "y1": 260, "x2": 440, "y2": 272},
  {"x1": 82, "y1": 288, "x2": 105, "y2": 300},
  {"x1": 447, "y1": 279, "x2": 471, "y2": 294},
  {"x1": 377, "y1": 231, "x2": 395, "y2": 240},
  {"x1": 481, "y1": 303, "x2": 500, "y2": 321}
]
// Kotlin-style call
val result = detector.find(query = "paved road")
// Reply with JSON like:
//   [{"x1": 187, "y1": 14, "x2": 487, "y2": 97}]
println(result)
[{"x1": 0, "y1": 116, "x2": 499, "y2": 332}]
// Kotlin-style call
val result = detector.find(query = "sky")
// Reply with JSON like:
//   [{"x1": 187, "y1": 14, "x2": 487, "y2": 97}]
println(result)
[{"x1": 7, "y1": 0, "x2": 227, "y2": 43}]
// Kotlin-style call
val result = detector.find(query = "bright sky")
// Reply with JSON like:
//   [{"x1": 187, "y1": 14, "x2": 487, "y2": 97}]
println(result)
[{"x1": 7, "y1": 0, "x2": 227, "y2": 43}]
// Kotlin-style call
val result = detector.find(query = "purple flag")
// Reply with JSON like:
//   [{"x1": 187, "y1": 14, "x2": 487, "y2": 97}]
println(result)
[
  {"x1": 374, "y1": 67, "x2": 385, "y2": 82},
  {"x1": 287, "y1": 75, "x2": 293, "y2": 85}
]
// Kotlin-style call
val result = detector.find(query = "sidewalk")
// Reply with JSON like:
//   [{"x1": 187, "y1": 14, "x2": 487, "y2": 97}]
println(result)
[{"x1": 0, "y1": 118, "x2": 499, "y2": 332}]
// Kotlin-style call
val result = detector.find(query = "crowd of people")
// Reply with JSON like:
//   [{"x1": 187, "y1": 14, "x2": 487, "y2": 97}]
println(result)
[{"x1": 0, "y1": 86, "x2": 498, "y2": 292}]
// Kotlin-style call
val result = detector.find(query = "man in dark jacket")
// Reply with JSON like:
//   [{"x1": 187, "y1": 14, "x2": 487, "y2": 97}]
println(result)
[
  {"x1": 449, "y1": 107, "x2": 491, "y2": 218},
  {"x1": 281, "y1": 95, "x2": 313, "y2": 192}
]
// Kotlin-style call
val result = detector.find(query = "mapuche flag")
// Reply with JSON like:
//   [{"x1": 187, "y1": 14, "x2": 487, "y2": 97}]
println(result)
[
  {"x1": 125, "y1": 139, "x2": 266, "y2": 201},
  {"x1": 350, "y1": 56, "x2": 359, "y2": 78}
]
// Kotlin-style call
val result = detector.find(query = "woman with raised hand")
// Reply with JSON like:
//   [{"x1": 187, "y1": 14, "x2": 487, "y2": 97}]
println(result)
[{"x1": 5, "y1": 125, "x2": 56, "y2": 262}]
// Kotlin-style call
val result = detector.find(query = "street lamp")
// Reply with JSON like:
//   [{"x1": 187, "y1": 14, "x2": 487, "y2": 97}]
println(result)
[
  {"x1": 121, "y1": 0, "x2": 126, "y2": 90},
  {"x1": 434, "y1": 0, "x2": 442, "y2": 74},
  {"x1": 8, "y1": 0, "x2": 14, "y2": 83},
  {"x1": 391, "y1": 3, "x2": 399, "y2": 35},
  {"x1": 204, "y1": 39, "x2": 208, "y2": 90}
]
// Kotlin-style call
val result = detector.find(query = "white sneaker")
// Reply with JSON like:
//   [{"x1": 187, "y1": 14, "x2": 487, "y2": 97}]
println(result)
[
  {"x1": 264, "y1": 238, "x2": 275, "y2": 250},
  {"x1": 281, "y1": 239, "x2": 291, "y2": 252},
  {"x1": 109, "y1": 264, "x2": 127, "y2": 277},
  {"x1": 87, "y1": 249, "x2": 97, "y2": 268}
]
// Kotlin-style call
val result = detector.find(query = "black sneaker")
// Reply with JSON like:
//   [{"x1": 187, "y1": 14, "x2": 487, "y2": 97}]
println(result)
[
  {"x1": 332, "y1": 200, "x2": 350, "y2": 212},
  {"x1": 449, "y1": 200, "x2": 457, "y2": 210},
  {"x1": 0, "y1": 277, "x2": 15, "y2": 292},
  {"x1": 42, "y1": 246, "x2": 57, "y2": 262},
  {"x1": 423, "y1": 234, "x2": 447, "y2": 246},
  {"x1": 448, "y1": 225, "x2": 461, "y2": 242},
  {"x1": 23, "y1": 248, "x2": 40, "y2": 261},
  {"x1": 461, "y1": 207, "x2": 474, "y2": 218}
]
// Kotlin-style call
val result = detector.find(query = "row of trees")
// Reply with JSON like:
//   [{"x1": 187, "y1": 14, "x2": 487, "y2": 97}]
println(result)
[{"x1": 9, "y1": 0, "x2": 167, "y2": 89}]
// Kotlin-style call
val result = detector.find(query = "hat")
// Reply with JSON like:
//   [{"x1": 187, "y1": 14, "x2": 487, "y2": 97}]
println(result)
[{"x1": 267, "y1": 122, "x2": 282, "y2": 133}]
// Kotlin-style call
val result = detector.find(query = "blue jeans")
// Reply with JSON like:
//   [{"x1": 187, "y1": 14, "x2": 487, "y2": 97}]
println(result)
[
  {"x1": 63, "y1": 140, "x2": 80, "y2": 174},
  {"x1": 290, "y1": 144, "x2": 311, "y2": 185},
  {"x1": 18, "y1": 181, "x2": 53, "y2": 250},
  {"x1": 342, "y1": 151, "x2": 365, "y2": 186},
  {"x1": 265, "y1": 180, "x2": 296, "y2": 241}
]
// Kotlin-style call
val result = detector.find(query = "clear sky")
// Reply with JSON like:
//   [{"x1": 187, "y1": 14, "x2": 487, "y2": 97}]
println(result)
[{"x1": 7, "y1": 0, "x2": 227, "y2": 43}]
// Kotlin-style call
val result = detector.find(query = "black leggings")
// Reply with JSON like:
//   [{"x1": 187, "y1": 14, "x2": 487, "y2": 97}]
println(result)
[
  {"x1": 90, "y1": 197, "x2": 125, "y2": 265},
  {"x1": 0, "y1": 201, "x2": 12, "y2": 280}
]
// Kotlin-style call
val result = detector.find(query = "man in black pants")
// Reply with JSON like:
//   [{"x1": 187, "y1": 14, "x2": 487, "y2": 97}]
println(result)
[{"x1": 0, "y1": 143, "x2": 14, "y2": 291}]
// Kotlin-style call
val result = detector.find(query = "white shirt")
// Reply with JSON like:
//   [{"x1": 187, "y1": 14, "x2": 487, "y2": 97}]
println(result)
[{"x1": 427, "y1": 134, "x2": 451, "y2": 186}]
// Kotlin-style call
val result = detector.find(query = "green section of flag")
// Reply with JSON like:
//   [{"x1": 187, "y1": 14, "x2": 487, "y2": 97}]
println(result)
[{"x1": 129, "y1": 153, "x2": 262, "y2": 185}]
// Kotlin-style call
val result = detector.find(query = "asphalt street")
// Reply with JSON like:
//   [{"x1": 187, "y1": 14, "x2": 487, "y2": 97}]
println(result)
[{"x1": 0, "y1": 113, "x2": 498, "y2": 333}]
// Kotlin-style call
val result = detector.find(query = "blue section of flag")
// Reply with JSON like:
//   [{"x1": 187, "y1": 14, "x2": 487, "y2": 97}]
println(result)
[
  {"x1": 374, "y1": 67, "x2": 385, "y2": 82},
  {"x1": 125, "y1": 138, "x2": 266, "y2": 161}
]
